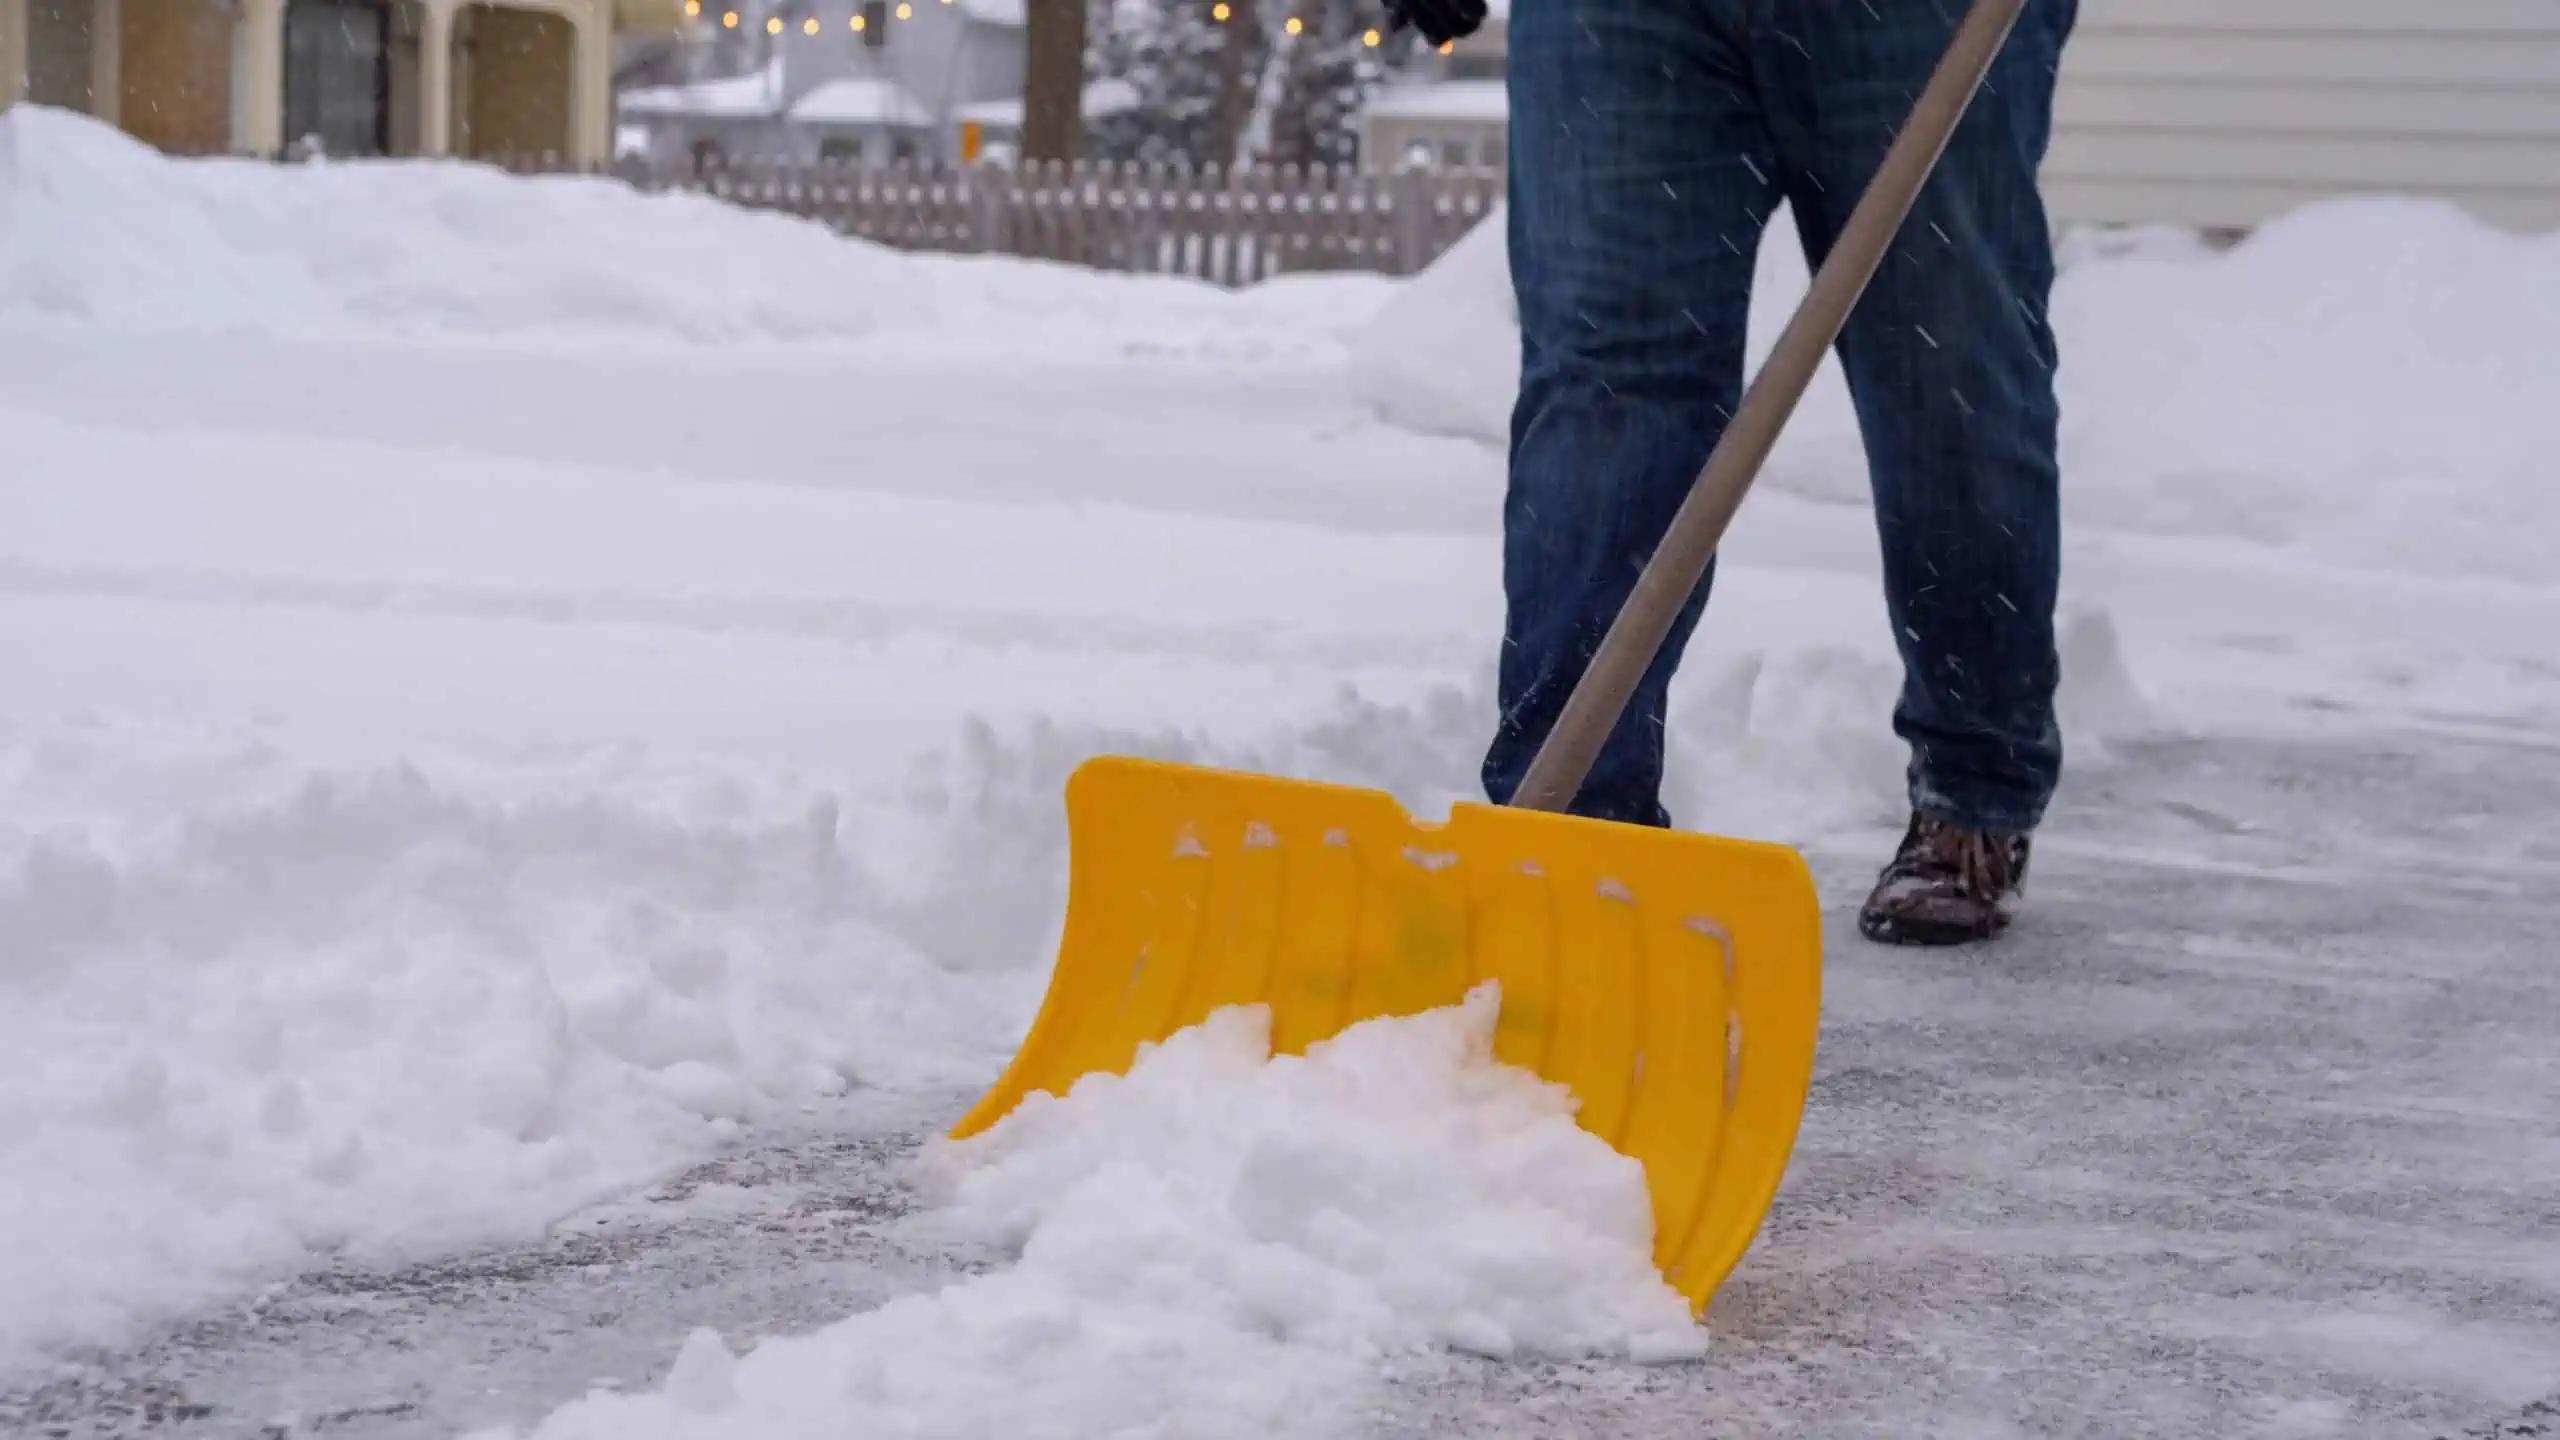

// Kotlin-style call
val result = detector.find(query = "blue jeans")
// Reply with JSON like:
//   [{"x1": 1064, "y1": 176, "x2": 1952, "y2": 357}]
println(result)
[{"x1": 1482, "y1": 0, "x2": 2075, "y2": 835}]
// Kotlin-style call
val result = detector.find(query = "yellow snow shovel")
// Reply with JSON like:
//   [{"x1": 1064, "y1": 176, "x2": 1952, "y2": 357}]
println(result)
[{"x1": 951, "y1": 0, "x2": 2033, "y2": 1318}]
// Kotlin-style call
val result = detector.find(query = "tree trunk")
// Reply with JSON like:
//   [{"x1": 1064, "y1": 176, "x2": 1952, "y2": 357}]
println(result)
[
  {"x1": 1022, "y1": 0, "x2": 1089, "y2": 162},
  {"x1": 1213, "y1": 0, "x2": 1257, "y2": 165}
]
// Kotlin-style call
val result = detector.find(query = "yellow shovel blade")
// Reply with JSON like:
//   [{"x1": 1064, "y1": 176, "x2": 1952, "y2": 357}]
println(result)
[{"x1": 949, "y1": 756, "x2": 1822, "y2": 1317}]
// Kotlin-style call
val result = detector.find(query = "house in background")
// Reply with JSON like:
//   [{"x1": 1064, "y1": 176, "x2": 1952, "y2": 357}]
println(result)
[
  {"x1": 2042, "y1": 0, "x2": 2560, "y2": 232},
  {"x1": 618, "y1": 0, "x2": 1028, "y2": 166},
  {"x1": 1358, "y1": 0, "x2": 1505, "y2": 174},
  {"x1": 1355, "y1": 0, "x2": 2560, "y2": 234},
  {"x1": 946, "y1": 74, "x2": 1135, "y2": 165},
  {"x1": 0, "y1": 0, "x2": 685, "y2": 162}
]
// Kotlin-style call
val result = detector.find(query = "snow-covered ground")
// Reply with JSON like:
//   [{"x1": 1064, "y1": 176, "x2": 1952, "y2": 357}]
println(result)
[{"x1": 3, "y1": 106, "x2": 2556, "y2": 1437}]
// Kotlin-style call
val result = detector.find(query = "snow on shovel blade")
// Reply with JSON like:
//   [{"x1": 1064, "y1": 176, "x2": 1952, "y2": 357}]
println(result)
[{"x1": 950, "y1": 755, "x2": 1823, "y2": 1317}]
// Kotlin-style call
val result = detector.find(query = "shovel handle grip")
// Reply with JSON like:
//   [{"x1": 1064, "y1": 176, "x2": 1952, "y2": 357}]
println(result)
[{"x1": 1508, "y1": 0, "x2": 2036, "y2": 815}]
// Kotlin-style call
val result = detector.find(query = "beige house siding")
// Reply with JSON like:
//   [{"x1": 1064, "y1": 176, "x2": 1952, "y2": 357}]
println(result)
[
  {"x1": 26, "y1": 0, "x2": 95, "y2": 111},
  {"x1": 2047, "y1": 0, "x2": 2560, "y2": 231},
  {"x1": 457, "y1": 5, "x2": 575, "y2": 158},
  {"x1": 1360, "y1": 0, "x2": 2560, "y2": 233},
  {"x1": 2, "y1": 0, "x2": 633, "y2": 164},
  {"x1": 121, "y1": 0, "x2": 233, "y2": 152},
  {"x1": 0, "y1": 2, "x2": 21, "y2": 111}
]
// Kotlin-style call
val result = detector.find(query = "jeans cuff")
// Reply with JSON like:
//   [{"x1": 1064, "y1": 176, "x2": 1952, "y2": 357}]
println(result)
[{"x1": 1910, "y1": 782, "x2": 2046, "y2": 837}]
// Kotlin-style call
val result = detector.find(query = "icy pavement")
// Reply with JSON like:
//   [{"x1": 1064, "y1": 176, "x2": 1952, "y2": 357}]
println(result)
[{"x1": 6, "y1": 727, "x2": 2555, "y2": 1440}]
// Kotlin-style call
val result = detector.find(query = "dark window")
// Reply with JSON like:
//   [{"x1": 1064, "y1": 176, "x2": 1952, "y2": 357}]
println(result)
[
  {"x1": 861, "y1": 0, "x2": 888, "y2": 47},
  {"x1": 284, "y1": 0, "x2": 392, "y2": 156},
  {"x1": 25, "y1": 0, "x2": 96, "y2": 110}
]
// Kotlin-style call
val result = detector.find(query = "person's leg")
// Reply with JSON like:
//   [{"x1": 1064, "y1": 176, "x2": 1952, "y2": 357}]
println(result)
[
  {"x1": 1484, "y1": 0, "x2": 1783, "y2": 828},
  {"x1": 1751, "y1": 0, "x2": 2075, "y2": 935}
]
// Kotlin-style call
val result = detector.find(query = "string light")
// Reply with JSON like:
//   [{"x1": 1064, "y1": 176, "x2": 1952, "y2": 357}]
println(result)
[
  {"x1": 851, "y1": 10, "x2": 865, "y2": 27},
  {"x1": 1438, "y1": 39, "x2": 1453, "y2": 53},
  {"x1": 1283, "y1": 14, "x2": 1302, "y2": 34},
  {"x1": 764, "y1": 14, "x2": 782, "y2": 32},
  {"x1": 720, "y1": 8, "x2": 738, "y2": 25},
  {"x1": 1210, "y1": 0, "x2": 1229, "y2": 17},
  {"x1": 895, "y1": 1, "x2": 911, "y2": 15},
  {"x1": 682, "y1": 0, "x2": 699, "y2": 16},
  {"x1": 1361, "y1": 27, "x2": 1380, "y2": 45},
  {"x1": 802, "y1": 14, "x2": 819, "y2": 32}
]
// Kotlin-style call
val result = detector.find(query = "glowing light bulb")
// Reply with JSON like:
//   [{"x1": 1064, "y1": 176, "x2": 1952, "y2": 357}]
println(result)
[
  {"x1": 721, "y1": 9, "x2": 739, "y2": 26},
  {"x1": 1283, "y1": 14, "x2": 1302, "y2": 34},
  {"x1": 1210, "y1": 0, "x2": 1229, "y2": 16},
  {"x1": 1362, "y1": 27, "x2": 1379, "y2": 45},
  {"x1": 765, "y1": 14, "x2": 782, "y2": 33},
  {"x1": 802, "y1": 15, "x2": 818, "y2": 32}
]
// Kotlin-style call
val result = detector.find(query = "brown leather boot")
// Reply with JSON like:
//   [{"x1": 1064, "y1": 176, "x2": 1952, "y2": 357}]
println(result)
[{"x1": 1858, "y1": 813, "x2": 2032, "y2": 945}]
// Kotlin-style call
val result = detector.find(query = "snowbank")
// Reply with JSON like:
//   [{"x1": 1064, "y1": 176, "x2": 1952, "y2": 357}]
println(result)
[
  {"x1": 0, "y1": 108, "x2": 929, "y2": 343},
  {"x1": 1353, "y1": 198, "x2": 2560, "y2": 580},
  {"x1": 0, "y1": 107, "x2": 1385, "y2": 352},
  {"x1": 2051, "y1": 197, "x2": 2560, "y2": 581},
  {"x1": 0, "y1": 759, "x2": 1046, "y2": 1368},
  {"x1": 1345, "y1": 208, "x2": 1521, "y2": 442},
  {"x1": 485, "y1": 989, "x2": 1702, "y2": 1440}
]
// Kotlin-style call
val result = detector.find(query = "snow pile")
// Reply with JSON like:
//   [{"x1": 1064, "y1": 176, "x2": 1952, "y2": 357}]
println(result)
[
  {"x1": 0, "y1": 762, "x2": 1041, "y2": 1369},
  {"x1": 485, "y1": 989, "x2": 1702, "y2": 1440},
  {"x1": 0, "y1": 107, "x2": 1382, "y2": 355},
  {"x1": 1353, "y1": 197, "x2": 2560, "y2": 579},
  {"x1": 1346, "y1": 208, "x2": 1522, "y2": 442},
  {"x1": 0, "y1": 107, "x2": 917, "y2": 342},
  {"x1": 2051, "y1": 197, "x2": 2560, "y2": 581}
]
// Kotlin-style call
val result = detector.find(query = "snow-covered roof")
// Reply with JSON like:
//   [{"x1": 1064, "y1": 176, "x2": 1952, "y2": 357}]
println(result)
[
  {"x1": 957, "y1": 0, "x2": 1024, "y2": 25},
  {"x1": 954, "y1": 78, "x2": 1141, "y2": 127},
  {"x1": 791, "y1": 77, "x2": 935, "y2": 128},
  {"x1": 1365, "y1": 79, "x2": 1506, "y2": 122},
  {"x1": 618, "y1": 58, "x2": 785, "y2": 118},
  {"x1": 1085, "y1": 78, "x2": 1142, "y2": 116}
]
